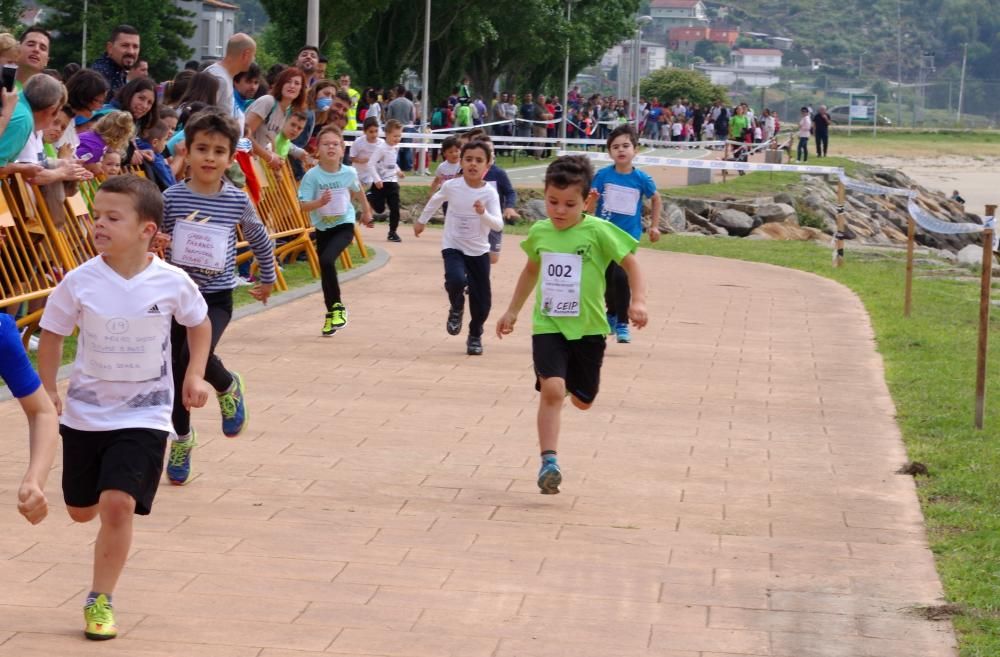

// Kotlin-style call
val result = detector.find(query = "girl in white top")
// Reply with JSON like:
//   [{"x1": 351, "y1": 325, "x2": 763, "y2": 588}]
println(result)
[
  {"x1": 245, "y1": 67, "x2": 308, "y2": 170},
  {"x1": 414, "y1": 140, "x2": 503, "y2": 355},
  {"x1": 349, "y1": 116, "x2": 384, "y2": 186}
]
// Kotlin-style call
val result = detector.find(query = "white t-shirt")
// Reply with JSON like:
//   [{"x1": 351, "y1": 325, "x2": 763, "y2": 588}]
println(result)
[
  {"x1": 434, "y1": 160, "x2": 461, "y2": 182},
  {"x1": 205, "y1": 62, "x2": 245, "y2": 135},
  {"x1": 349, "y1": 136, "x2": 383, "y2": 185},
  {"x1": 39, "y1": 255, "x2": 208, "y2": 432},
  {"x1": 798, "y1": 115, "x2": 813, "y2": 138},
  {"x1": 370, "y1": 142, "x2": 400, "y2": 183},
  {"x1": 417, "y1": 177, "x2": 503, "y2": 256}
]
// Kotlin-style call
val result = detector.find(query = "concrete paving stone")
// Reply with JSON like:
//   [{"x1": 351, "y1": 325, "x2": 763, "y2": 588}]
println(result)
[
  {"x1": 0, "y1": 237, "x2": 959, "y2": 656},
  {"x1": 328, "y1": 628, "x2": 497, "y2": 657}
]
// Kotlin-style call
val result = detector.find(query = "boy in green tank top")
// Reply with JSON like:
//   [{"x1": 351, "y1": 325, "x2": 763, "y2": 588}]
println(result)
[{"x1": 496, "y1": 155, "x2": 648, "y2": 494}]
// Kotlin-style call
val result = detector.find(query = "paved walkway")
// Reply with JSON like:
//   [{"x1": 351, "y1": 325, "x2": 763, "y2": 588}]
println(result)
[{"x1": 0, "y1": 234, "x2": 957, "y2": 656}]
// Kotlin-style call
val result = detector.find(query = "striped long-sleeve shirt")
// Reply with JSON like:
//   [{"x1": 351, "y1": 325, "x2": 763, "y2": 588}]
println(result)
[{"x1": 162, "y1": 180, "x2": 276, "y2": 292}]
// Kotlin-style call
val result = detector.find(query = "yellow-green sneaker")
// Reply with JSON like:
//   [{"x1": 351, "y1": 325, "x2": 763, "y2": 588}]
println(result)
[
  {"x1": 167, "y1": 430, "x2": 197, "y2": 485},
  {"x1": 84, "y1": 593, "x2": 117, "y2": 640}
]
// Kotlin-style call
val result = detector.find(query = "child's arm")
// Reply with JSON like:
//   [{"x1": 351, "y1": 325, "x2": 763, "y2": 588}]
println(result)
[
  {"x1": 648, "y1": 190, "x2": 662, "y2": 243},
  {"x1": 496, "y1": 259, "x2": 540, "y2": 338},
  {"x1": 17, "y1": 385, "x2": 59, "y2": 524},
  {"x1": 619, "y1": 253, "x2": 648, "y2": 328},
  {"x1": 36, "y1": 330, "x2": 64, "y2": 415},
  {"x1": 239, "y1": 202, "x2": 277, "y2": 304},
  {"x1": 300, "y1": 188, "x2": 333, "y2": 213},
  {"x1": 584, "y1": 188, "x2": 600, "y2": 214},
  {"x1": 414, "y1": 187, "x2": 448, "y2": 237},
  {"x1": 429, "y1": 174, "x2": 444, "y2": 194},
  {"x1": 371, "y1": 147, "x2": 384, "y2": 188},
  {"x1": 351, "y1": 188, "x2": 373, "y2": 226},
  {"x1": 476, "y1": 191, "x2": 503, "y2": 232},
  {"x1": 181, "y1": 318, "x2": 214, "y2": 410}
]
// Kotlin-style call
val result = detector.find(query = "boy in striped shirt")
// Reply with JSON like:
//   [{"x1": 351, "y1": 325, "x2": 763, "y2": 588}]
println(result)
[{"x1": 161, "y1": 109, "x2": 277, "y2": 485}]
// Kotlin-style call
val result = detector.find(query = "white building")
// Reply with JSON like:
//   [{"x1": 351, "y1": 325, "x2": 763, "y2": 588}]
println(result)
[
  {"x1": 174, "y1": 0, "x2": 239, "y2": 64},
  {"x1": 649, "y1": 0, "x2": 709, "y2": 29},
  {"x1": 695, "y1": 64, "x2": 780, "y2": 87},
  {"x1": 731, "y1": 48, "x2": 783, "y2": 70}
]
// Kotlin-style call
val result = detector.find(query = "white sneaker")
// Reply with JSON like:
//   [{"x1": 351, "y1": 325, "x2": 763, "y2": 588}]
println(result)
[
  {"x1": 235, "y1": 276, "x2": 254, "y2": 287},
  {"x1": 28, "y1": 334, "x2": 39, "y2": 351}
]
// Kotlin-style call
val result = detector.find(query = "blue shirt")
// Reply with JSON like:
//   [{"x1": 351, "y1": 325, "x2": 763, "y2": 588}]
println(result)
[
  {"x1": 483, "y1": 165, "x2": 516, "y2": 210},
  {"x1": 298, "y1": 164, "x2": 362, "y2": 230},
  {"x1": 0, "y1": 314, "x2": 41, "y2": 398},
  {"x1": 136, "y1": 138, "x2": 177, "y2": 190},
  {"x1": 591, "y1": 165, "x2": 657, "y2": 239},
  {"x1": 0, "y1": 94, "x2": 34, "y2": 166}
]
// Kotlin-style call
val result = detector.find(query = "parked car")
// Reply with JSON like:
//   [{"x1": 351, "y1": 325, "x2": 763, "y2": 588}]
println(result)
[{"x1": 827, "y1": 105, "x2": 893, "y2": 126}]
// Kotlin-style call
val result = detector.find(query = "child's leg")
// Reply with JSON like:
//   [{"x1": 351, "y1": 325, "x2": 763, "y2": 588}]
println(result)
[
  {"x1": 316, "y1": 223, "x2": 356, "y2": 309},
  {"x1": 91, "y1": 489, "x2": 135, "y2": 594},
  {"x1": 464, "y1": 252, "x2": 492, "y2": 338},
  {"x1": 537, "y1": 376, "x2": 565, "y2": 453},
  {"x1": 386, "y1": 182, "x2": 401, "y2": 234},
  {"x1": 488, "y1": 229, "x2": 502, "y2": 265},
  {"x1": 441, "y1": 248, "x2": 468, "y2": 312},
  {"x1": 604, "y1": 262, "x2": 630, "y2": 323},
  {"x1": 367, "y1": 184, "x2": 386, "y2": 214}
]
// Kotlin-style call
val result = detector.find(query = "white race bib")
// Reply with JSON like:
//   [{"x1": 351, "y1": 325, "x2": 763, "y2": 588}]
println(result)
[
  {"x1": 603, "y1": 183, "x2": 641, "y2": 216},
  {"x1": 81, "y1": 313, "x2": 165, "y2": 382},
  {"x1": 170, "y1": 220, "x2": 229, "y2": 273},
  {"x1": 450, "y1": 212, "x2": 482, "y2": 240},
  {"x1": 320, "y1": 188, "x2": 350, "y2": 219},
  {"x1": 540, "y1": 252, "x2": 582, "y2": 317}
]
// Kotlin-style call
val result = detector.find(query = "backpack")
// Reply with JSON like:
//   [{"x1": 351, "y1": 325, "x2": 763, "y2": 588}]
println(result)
[{"x1": 431, "y1": 108, "x2": 445, "y2": 128}]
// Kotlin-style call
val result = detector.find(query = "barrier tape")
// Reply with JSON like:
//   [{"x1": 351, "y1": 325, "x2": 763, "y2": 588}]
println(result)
[
  {"x1": 908, "y1": 200, "x2": 993, "y2": 235},
  {"x1": 839, "y1": 174, "x2": 917, "y2": 198},
  {"x1": 558, "y1": 150, "x2": 844, "y2": 175}
]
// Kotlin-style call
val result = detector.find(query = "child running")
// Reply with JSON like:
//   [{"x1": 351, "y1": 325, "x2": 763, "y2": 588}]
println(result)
[
  {"x1": 456, "y1": 128, "x2": 518, "y2": 264},
  {"x1": 585, "y1": 124, "x2": 660, "y2": 344},
  {"x1": 429, "y1": 135, "x2": 461, "y2": 194},
  {"x1": 298, "y1": 125, "x2": 373, "y2": 336},
  {"x1": 161, "y1": 109, "x2": 277, "y2": 485},
  {"x1": 36, "y1": 175, "x2": 213, "y2": 639},
  {"x1": 367, "y1": 118, "x2": 404, "y2": 242},
  {"x1": 414, "y1": 139, "x2": 503, "y2": 355},
  {"x1": 349, "y1": 116, "x2": 384, "y2": 191},
  {"x1": 496, "y1": 155, "x2": 647, "y2": 494}
]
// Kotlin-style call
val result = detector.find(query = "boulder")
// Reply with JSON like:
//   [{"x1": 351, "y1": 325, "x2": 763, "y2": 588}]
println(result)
[
  {"x1": 712, "y1": 208, "x2": 757, "y2": 237},
  {"x1": 755, "y1": 203, "x2": 797, "y2": 224},
  {"x1": 685, "y1": 210, "x2": 726, "y2": 235},
  {"x1": 522, "y1": 199, "x2": 549, "y2": 221},
  {"x1": 751, "y1": 223, "x2": 827, "y2": 242},
  {"x1": 774, "y1": 192, "x2": 797, "y2": 206},
  {"x1": 957, "y1": 244, "x2": 996, "y2": 268},
  {"x1": 675, "y1": 197, "x2": 711, "y2": 216},
  {"x1": 660, "y1": 202, "x2": 686, "y2": 233}
]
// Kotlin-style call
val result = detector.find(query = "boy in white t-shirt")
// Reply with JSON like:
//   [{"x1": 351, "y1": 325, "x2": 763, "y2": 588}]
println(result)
[
  {"x1": 414, "y1": 139, "x2": 503, "y2": 355},
  {"x1": 37, "y1": 175, "x2": 213, "y2": 641},
  {"x1": 349, "y1": 116, "x2": 384, "y2": 189},
  {"x1": 367, "y1": 118, "x2": 405, "y2": 242},
  {"x1": 429, "y1": 136, "x2": 462, "y2": 195}
]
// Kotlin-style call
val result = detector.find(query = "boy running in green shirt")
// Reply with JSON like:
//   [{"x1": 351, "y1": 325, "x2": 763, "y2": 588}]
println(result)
[{"x1": 496, "y1": 155, "x2": 648, "y2": 494}]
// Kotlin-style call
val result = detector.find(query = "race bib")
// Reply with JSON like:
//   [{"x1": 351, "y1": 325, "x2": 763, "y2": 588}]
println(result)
[
  {"x1": 603, "y1": 183, "x2": 641, "y2": 216},
  {"x1": 450, "y1": 212, "x2": 482, "y2": 240},
  {"x1": 320, "y1": 188, "x2": 350, "y2": 220},
  {"x1": 81, "y1": 313, "x2": 165, "y2": 382},
  {"x1": 170, "y1": 220, "x2": 229, "y2": 273},
  {"x1": 540, "y1": 252, "x2": 582, "y2": 317}
]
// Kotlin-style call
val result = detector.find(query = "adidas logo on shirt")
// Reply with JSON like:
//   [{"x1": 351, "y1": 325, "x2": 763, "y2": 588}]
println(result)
[{"x1": 147, "y1": 304, "x2": 161, "y2": 315}]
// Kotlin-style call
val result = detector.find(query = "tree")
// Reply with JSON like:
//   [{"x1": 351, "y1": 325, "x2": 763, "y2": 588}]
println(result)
[
  {"x1": 0, "y1": 0, "x2": 22, "y2": 32},
  {"x1": 40, "y1": 0, "x2": 195, "y2": 80},
  {"x1": 258, "y1": 0, "x2": 393, "y2": 66},
  {"x1": 640, "y1": 68, "x2": 728, "y2": 106},
  {"x1": 693, "y1": 40, "x2": 729, "y2": 63}
]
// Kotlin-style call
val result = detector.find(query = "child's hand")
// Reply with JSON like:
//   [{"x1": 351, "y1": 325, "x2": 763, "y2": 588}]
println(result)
[
  {"x1": 361, "y1": 212, "x2": 373, "y2": 227},
  {"x1": 45, "y1": 389, "x2": 62, "y2": 416},
  {"x1": 503, "y1": 207, "x2": 520, "y2": 222},
  {"x1": 584, "y1": 188, "x2": 599, "y2": 213},
  {"x1": 628, "y1": 301, "x2": 648, "y2": 329},
  {"x1": 413, "y1": 222, "x2": 425, "y2": 237},
  {"x1": 375, "y1": 181, "x2": 383, "y2": 189},
  {"x1": 249, "y1": 282, "x2": 273, "y2": 304},
  {"x1": 399, "y1": 171, "x2": 405, "y2": 180},
  {"x1": 473, "y1": 200, "x2": 485, "y2": 215},
  {"x1": 151, "y1": 231, "x2": 171, "y2": 254},
  {"x1": 17, "y1": 478, "x2": 48, "y2": 525},
  {"x1": 182, "y1": 374, "x2": 212, "y2": 410},
  {"x1": 495, "y1": 311, "x2": 517, "y2": 338},
  {"x1": 649, "y1": 226, "x2": 661, "y2": 243},
  {"x1": 317, "y1": 189, "x2": 333, "y2": 205},
  {"x1": 57, "y1": 143, "x2": 75, "y2": 160}
]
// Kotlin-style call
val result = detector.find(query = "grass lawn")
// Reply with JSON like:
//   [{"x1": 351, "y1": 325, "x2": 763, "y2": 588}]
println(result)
[
  {"x1": 832, "y1": 130, "x2": 1000, "y2": 159},
  {"x1": 648, "y1": 235, "x2": 1000, "y2": 656}
]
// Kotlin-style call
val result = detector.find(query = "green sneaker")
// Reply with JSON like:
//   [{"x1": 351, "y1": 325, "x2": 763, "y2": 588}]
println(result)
[
  {"x1": 84, "y1": 594, "x2": 117, "y2": 640},
  {"x1": 166, "y1": 430, "x2": 197, "y2": 485},
  {"x1": 322, "y1": 311, "x2": 337, "y2": 337},
  {"x1": 330, "y1": 302, "x2": 348, "y2": 330}
]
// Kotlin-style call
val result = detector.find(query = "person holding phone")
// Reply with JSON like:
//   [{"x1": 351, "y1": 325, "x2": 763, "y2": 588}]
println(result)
[{"x1": 0, "y1": 73, "x2": 64, "y2": 171}]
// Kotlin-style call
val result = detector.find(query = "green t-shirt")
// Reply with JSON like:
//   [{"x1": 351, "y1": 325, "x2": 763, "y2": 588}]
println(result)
[
  {"x1": 521, "y1": 215, "x2": 637, "y2": 340},
  {"x1": 729, "y1": 113, "x2": 748, "y2": 139}
]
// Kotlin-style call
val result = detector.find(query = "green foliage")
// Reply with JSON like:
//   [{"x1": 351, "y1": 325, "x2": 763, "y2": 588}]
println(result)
[
  {"x1": 640, "y1": 68, "x2": 729, "y2": 106},
  {"x1": 40, "y1": 0, "x2": 194, "y2": 80},
  {"x1": 258, "y1": 0, "x2": 391, "y2": 66},
  {"x1": 0, "y1": 0, "x2": 22, "y2": 31},
  {"x1": 693, "y1": 40, "x2": 729, "y2": 63}
]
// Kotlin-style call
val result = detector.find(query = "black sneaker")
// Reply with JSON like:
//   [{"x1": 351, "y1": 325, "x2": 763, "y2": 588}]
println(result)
[
  {"x1": 447, "y1": 307, "x2": 463, "y2": 335},
  {"x1": 387, "y1": 232, "x2": 402, "y2": 243},
  {"x1": 466, "y1": 335, "x2": 483, "y2": 355}
]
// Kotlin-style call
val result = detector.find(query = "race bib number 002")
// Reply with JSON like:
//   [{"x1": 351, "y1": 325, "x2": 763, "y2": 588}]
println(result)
[{"x1": 540, "y1": 252, "x2": 582, "y2": 317}]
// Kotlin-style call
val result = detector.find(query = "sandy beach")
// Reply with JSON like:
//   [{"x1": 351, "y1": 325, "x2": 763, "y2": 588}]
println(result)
[{"x1": 853, "y1": 155, "x2": 1000, "y2": 215}]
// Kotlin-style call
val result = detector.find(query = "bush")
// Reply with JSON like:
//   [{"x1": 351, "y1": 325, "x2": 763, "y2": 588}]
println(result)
[{"x1": 640, "y1": 68, "x2": 729, "y2": 106}]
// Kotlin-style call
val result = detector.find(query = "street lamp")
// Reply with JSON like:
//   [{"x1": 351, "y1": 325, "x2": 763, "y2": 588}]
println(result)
[
  {"x1": 560, "y1": 0, "x2": 576, "y2": 148},
  {"x1": 633, "y1": 15, "x2": 653, "y2": 129}
]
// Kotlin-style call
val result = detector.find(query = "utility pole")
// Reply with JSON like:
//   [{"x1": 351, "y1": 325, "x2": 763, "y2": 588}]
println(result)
[
  {"x1": 896, "y1": 0, "x2": 902, "y2": 127},
  {"x1": 560, "y1": 0, "x2": 573, "y2": 145},
  {"x1": 307, "y1": 0, "x2": 319, "y2": 49},
  {"x1": 957, "y1": 42, "x2": 968, "y2": 126}
]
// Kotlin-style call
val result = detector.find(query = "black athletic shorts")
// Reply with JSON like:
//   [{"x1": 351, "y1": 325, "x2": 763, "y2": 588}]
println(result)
[
  {"x1": 532, "y1": 333, "x2": 607, "y2": 404},
  {"x1": 61, "y1": 425, "x2": 169, "y2": 516}
]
